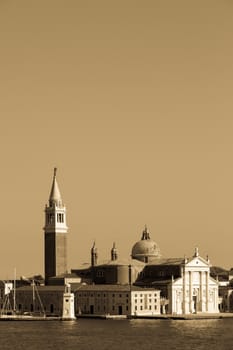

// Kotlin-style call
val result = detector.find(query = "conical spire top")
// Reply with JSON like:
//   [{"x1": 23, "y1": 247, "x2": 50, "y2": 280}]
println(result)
[{"x1": 49, "y1": 167, "x2": 62, "y2": 207}]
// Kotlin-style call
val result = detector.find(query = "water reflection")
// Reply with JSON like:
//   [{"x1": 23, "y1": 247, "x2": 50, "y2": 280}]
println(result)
[
  {"x1": 0, "y1": 318, "x2": 232, "y2": 350},
  {"x1": 129, "y1": 318, "x2": 230, "y2": 350}
]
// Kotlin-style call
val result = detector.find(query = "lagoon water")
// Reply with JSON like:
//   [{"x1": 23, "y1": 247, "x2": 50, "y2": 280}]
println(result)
[{"x1": 0, "y1": 318, "x2": 232, "y2": 350}]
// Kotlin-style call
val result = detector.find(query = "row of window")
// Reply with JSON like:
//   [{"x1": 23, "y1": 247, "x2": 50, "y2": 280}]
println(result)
[
  {"x1": 80, "y1": 304, "x2": 158, "y2": 312},
  {"x1": 81, "y1": 305, "x2": 130, "y2": 312},
  {"x1": 135, "y1": 299, "x2": 157, "y2": 303},
  {"x1": 78, "y1": 293, "x2": 158, "y2": 298},
  {"x1": 46, "y1": 213, "x2": 64, "y2": 224},
  {"x1": 134, "y1": 293, "x2": 158, "y2": 297},
  {"x1": 135, "y1": 305, "x2": 158, "y2": 311},
  {"x1": 78, "y1": 293, "x2": 130, "y2": 298},
  {"x1": 5, "y1": 304, "x2": 57, "y2": 313}
]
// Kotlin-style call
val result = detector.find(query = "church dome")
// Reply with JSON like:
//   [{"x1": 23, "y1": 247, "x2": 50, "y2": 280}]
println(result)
[{"x1": 131, "y1": 226, "x2": 161, "y2": 263}]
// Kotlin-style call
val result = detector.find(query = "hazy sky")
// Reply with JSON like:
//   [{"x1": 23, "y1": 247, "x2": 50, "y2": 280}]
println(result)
[{"x1": 0, "y1": 0, "x2": 233, "y2": 279}]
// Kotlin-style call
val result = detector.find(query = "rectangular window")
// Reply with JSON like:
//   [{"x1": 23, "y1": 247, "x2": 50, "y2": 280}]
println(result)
[
  {"x1": 135, "y1": 306, "x2": 137, "y2": 311},
  {"x1": 140, "y1": 306, "x2": 143, "y2": 310},
  {"x1": 149, "y1": 305, "x2": 152, "y2": 310},
  {"x1": 154, "y1": 305, "x2": 157, "y2": 310},
  {"x1": 57, "y1": 213, "x2": 64, "y2": 223},
  {"x1": 49, "y1": 213, "x2": 54, "y2": 223}
]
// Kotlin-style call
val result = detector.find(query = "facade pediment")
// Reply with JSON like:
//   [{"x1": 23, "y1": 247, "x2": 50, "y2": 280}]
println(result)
[{"x1": 185, "y1": 256, "x2": 209, "y2": 268}]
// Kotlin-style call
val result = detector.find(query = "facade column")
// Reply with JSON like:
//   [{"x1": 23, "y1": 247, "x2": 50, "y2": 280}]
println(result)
[
  {"x1": 189, "y1": 271, "x2": 192, "y2": 313},
  {"x1": 199, "y1": 271, "x2": 203, "y2": 312},
  {"x1": 182, "y1": 266, "x2": 186, "y2": 314},
  {"x1": 205, "y1": 271, "x2": 209, "y2": 312}
]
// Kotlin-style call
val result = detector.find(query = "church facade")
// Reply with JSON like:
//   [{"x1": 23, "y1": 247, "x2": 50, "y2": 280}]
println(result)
[{"x1": 168, "y1": 252, "x2": 219, "y2": 314}]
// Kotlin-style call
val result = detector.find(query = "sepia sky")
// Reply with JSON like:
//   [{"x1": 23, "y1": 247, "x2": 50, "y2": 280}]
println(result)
[{"x1": 0, "y1": 0, "x2": 233, "y2": 279}]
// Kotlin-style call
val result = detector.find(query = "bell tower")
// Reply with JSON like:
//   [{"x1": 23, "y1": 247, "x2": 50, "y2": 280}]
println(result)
[{"x1": 44, "y1": 168, "x2": 68, "y2": 284}]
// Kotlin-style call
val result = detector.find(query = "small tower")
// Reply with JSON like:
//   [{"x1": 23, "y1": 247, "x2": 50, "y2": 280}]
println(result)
[
  {"x1": 111, "y1": 242, "x2": 118, "y2": 261},
  {"x1": 44, "y1": 168, "x2": 68, "y2": 284},
  {"x1": 62, "y1": 283, "x2": 76, "y2": 320},
  {"x1": 91, "y1": 242, "x2": 98, "y2": 267}
]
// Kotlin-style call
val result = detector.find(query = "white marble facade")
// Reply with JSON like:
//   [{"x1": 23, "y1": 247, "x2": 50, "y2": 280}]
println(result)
[{"x1": 168, "y1": 249, "x2": 219, "y2": 314}]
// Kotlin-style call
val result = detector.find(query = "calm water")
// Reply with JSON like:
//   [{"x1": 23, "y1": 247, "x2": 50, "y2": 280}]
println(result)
[{"x1": 0, "y1": 318, "x2": 232, "y2": 350}]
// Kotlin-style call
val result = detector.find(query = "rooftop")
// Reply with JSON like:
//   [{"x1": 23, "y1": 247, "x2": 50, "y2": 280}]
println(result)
[{"x1": 75, "y1": 284, "x2": 159, "y2": 292}]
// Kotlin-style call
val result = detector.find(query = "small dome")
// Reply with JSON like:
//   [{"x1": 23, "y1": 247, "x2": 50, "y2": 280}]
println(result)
[{"x1": 131, "y1": 226, "x2": 161, "y2": 263}]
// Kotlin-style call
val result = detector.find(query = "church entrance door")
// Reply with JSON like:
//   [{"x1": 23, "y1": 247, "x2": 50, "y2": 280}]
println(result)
[{"x1": 118, "y1": 306, "x2": 122, "y2": 315}]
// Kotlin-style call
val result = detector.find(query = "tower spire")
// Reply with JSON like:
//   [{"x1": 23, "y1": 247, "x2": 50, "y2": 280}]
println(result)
[{"x1": 49, "y1": 167, "x2": 62, "y2": 207}]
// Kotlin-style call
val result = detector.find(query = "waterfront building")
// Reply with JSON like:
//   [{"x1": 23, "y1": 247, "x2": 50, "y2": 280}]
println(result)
[
  {"x1": 12, "y1": 282, "x2": 78, "y2": 317},
  {"x1": 15, "y1": 285, "x2": 64, "y2": 316},
  {"x1": 75, "y1": 284, "x2": 160, "y2": 317}
]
